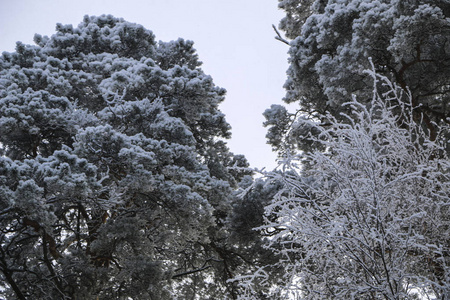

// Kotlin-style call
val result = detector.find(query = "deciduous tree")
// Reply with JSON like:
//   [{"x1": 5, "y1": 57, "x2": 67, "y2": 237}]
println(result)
[{"x1": 238, "y1": 69, "x2": 450, "y2": 299}]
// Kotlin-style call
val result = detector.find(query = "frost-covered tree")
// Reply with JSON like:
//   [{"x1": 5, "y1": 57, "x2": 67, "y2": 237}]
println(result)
[
  {"x1": 267, "y1": 0, "x2": 450, "y2": 153},
  {"x1": 238, "y1": 69, "x2": 450, "y2": 299},
  {"x1": 0, "y1": 15, "x2": 256, "y2": 299}
]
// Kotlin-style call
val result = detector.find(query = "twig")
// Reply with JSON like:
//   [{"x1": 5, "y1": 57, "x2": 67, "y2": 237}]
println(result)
[
  {"x1": 272, "y1": 24, "x2": 290, "y2": 45},
  {"x1": 172, "y1": 265, "x2": 212, "y2": 279}
]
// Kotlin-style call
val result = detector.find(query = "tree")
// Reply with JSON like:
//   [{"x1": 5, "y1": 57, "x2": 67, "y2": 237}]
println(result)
[
  {"x1": 267, "y1": 0, "x2": 450, "y2": 154},
  {"x1": 0, "y1": 15, "x2": 255, "y2": 299},
  {"x1": 238, "y1": 69, "x2": 450, "y2": 299}
]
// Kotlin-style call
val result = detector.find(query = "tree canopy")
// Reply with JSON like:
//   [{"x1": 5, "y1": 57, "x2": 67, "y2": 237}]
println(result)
[
  {"x1": 241, "y1": 65, "x2": 450, "y2": 300},
  {"x1": 2, "y1": 2, "x2": 450, "y2": 299},
  {"x1": 0, "y1": 15, "x2": 263, "y2": 299},
  {"x1": 266, "y1": 0, "x2": 450, "y2": 154},
  {"x1": 243, "y1": 0, "x2": 450, "y2": 298}
]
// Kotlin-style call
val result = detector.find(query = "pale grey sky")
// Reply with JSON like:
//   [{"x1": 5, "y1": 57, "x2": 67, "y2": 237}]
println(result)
[{"x1": 0, "y1": 0, "x2": 290, "y2": 170}]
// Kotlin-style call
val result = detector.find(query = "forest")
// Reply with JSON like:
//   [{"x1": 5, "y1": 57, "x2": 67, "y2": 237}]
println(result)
[{"x1": 0, "y1": 0, "x2": 449, "y2": 299}]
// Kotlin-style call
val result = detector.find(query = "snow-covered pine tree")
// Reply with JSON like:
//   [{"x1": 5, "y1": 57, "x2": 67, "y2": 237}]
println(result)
[
  {"x1": 266, "y1": 0, "x2": 450, "y2": 154},
  {"x1": 237, "y1": 68, "x2": 450, "y2": 299},
  {"x1": 0, "y1": 15, "x2": 255, "y2": 299}
]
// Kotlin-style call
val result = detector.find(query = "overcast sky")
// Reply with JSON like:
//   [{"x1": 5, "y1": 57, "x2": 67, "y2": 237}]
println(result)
[{"x1": 0, "y1": 0, "x2": 290, "y2": 170}]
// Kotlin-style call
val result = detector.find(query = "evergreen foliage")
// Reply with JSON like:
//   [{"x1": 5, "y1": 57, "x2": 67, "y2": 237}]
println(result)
[
  {"x1": 2, "y1": 2, "x2": 450, "y2": 299},
  {"x1": 267, "y1": 0, "x2": 450, "y2": 154},
  {"x1": 0, "y1": 15, "x2": 261, "y2": 299}
]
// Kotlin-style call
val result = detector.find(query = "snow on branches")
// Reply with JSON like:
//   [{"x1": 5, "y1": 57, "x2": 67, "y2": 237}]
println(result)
[{"x1": 236, "y1": 67, "x2": 450, "y2": 299}]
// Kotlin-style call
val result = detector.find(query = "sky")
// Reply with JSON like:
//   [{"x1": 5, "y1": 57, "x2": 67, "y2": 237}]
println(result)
[{"x1": 0, "y1": 0, "x2": 291, "y2": 170}]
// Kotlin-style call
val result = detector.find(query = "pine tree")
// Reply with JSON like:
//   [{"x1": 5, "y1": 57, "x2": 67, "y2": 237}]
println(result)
[
  {"x1": 0, "y1": 15, "x2": 254, "y2": 299},
  {"x1": 267, "y1": 0, "x2": 450, "y2": 154}
]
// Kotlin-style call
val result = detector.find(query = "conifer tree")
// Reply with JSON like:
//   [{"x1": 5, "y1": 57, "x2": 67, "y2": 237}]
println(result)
[
  {"x1": 0, "y1": 15, "x2": 256, "y2": 299},
  {"x1": 267, "y1": 0, "x2": 450, "y2": 154}
]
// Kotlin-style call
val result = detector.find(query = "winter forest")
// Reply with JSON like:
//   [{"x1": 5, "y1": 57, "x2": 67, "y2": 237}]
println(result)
[{"x1": 0, "y1": 0, "x2": 449, "y2": 299}]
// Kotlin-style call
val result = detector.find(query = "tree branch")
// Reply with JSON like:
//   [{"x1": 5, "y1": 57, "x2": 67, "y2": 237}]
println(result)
[
  {"x1": 0, "y1": 249, "x2": 26, "y2": 300},
  {"x1": 172, "y1": 265, "x2": 212, "y2": 279},
  {"x1": 272, "y1": 24, "x2": 290, "y2": 45}
]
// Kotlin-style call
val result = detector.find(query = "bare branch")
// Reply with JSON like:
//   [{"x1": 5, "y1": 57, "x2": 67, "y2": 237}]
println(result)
[
  {"x1": 272, "y1": 24, "x2": 290, "y2": 45},
  {"x1": 172, "y1": 265, "x2": 212, "y2": 279}
]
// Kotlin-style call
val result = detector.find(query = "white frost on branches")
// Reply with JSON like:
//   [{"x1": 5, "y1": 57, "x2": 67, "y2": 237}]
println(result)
[{"x1": 236, "y1": 67, "x2": 450, "y2": 299}]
